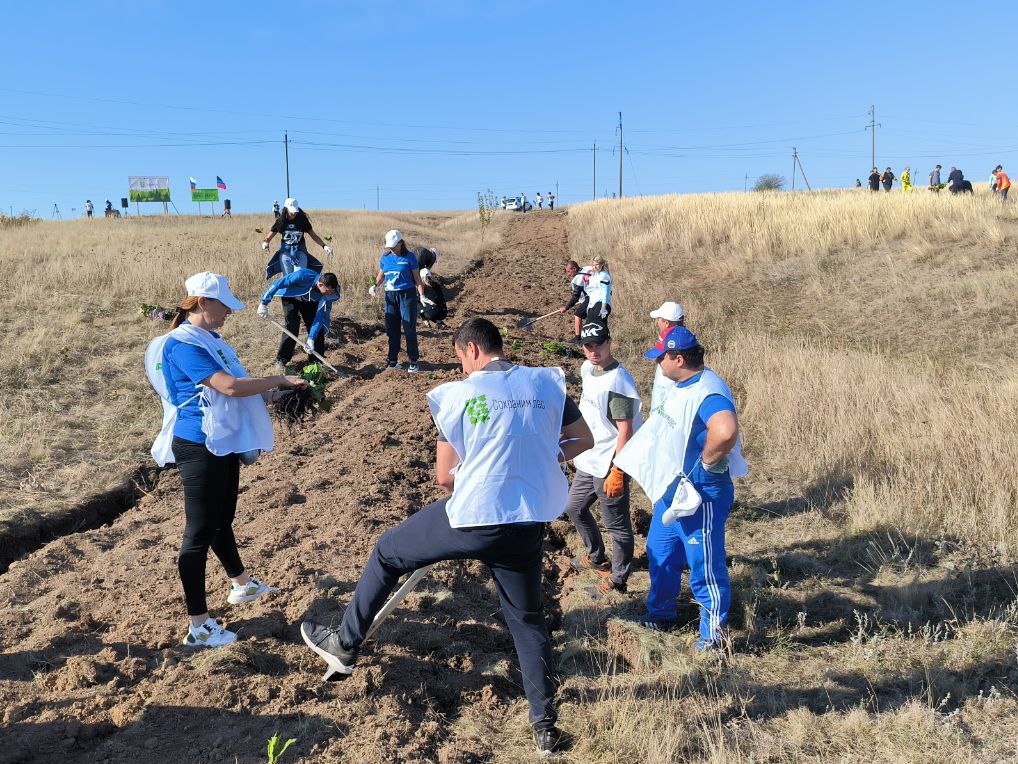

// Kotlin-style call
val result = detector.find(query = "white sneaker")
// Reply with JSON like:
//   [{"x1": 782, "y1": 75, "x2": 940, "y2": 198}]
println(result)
[
  {"x1": 227, "y1": 576, "x2": 277, "y2": 605},
  {"x1": 183, "y1": 618, "x2": 237, "y2": 648},
  {"x1": 407, "y1": 363, "x2": 420, "y2": 374}
]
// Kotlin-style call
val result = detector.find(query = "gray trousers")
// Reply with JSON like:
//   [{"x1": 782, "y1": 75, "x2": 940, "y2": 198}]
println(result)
[{"x1": 564, "y1": 469, "x2": 634, "y2": 586}]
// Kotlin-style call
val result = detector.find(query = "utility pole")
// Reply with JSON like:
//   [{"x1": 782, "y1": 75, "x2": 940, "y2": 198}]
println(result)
[
  {"x1": 866, "y1": 105, "x2": 880, "y2": 170},
  {"x1": 792, "y1": 147, "x2": 797, "y2": 191},
  {"x1": 284, "y1": 131, "x2": 291, "y2": 198},
  {"x1": 744, "y1": 173, "x2": 749, "y2": 192},
  {"x1": 617, "y1": 111, "x2": 623, "y2": 199},
  {"x1": 592, "y1": 141, "x2": 597, "y2": 201},
  {"x1": 376, "y1": 185, "x2": 379, "y2": 211},
  {"x1": 556, "y1": 180, "x2": 559, "y2": 205}
]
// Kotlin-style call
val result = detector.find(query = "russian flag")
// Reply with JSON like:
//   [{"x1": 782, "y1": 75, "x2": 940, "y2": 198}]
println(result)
[
  {"x1": 189, "y1": 176, "x2": 197, "y2": 190},
  {"x1": 216, "y1": 176, "x2": 227, "y2": 190}
]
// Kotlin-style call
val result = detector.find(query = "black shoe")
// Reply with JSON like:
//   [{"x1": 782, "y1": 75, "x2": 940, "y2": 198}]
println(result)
[
  {"x1": 570, "y1": 554, "x2": 610, "y2": 574},
  {"x1": 300, "y1": 621, "x2": 357, "y2": 681},
  {"x1": 533, "y1": 726, "x2": 564, "y2": 756}
]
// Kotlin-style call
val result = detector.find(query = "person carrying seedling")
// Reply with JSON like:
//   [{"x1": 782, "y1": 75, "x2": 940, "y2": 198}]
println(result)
[
  {"x1": 566, "y1": 321, "x2": 643, "y2": 597},
  {"x1": 258, "y1": 267, "x2": 341, "y2": 368},
  {"x1": 613, "y1": 327, "x2": 748, "y2": 651},
  {"x1": 368, "y1": 229, "x2": 433, "y2": 373},
  {"x1": 145, "y1": 272, "x2": 307, "y2": 649},
  {"x1": 300, "y1": 317, "x2": 593, "y2": 756},
  {"x1": 559, "y1": 259, "x2": 593, "y2": 339},
  {"x1": 648, "y1": 301, "x2": 685, "y2": 415},
  {"x1": 418, "y1": 268, "x2": 449, "y2": 327}
]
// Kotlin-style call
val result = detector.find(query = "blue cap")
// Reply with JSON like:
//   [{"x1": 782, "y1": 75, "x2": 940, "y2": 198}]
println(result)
[{"x1": 644, "y1": 326, "x2": 700, "y2": 360}]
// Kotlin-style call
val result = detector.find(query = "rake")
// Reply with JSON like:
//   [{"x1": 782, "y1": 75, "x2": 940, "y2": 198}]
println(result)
[{"x1": 515, "y1": 309, "x2": 561, "y2": 332}]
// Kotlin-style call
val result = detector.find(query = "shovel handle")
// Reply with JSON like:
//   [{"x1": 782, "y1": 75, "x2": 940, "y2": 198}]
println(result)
[
  {"x1": 263, "y1": 316, "x2": 342, "y2": 375},
  {"x1": 364, "y1": 564, "x2": 436, "y2": 641},
  {"x1": 519, "y1": 309, "x2": 562, "y2": 328}
]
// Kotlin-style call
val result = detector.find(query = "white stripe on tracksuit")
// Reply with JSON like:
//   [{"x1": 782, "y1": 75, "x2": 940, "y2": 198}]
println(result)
[{"x1": 701, "y1": 500, "x2": 721, "y2": 641}]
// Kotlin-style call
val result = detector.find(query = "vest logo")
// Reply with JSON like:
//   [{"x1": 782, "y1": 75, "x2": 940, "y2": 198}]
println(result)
[{"x1": 464, "y1": 395, "x2": 490, "y2": 425}]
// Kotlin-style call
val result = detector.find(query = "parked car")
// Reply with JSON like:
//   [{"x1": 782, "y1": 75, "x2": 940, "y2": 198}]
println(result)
[{"x1": 502, "y1": 196, "x2": 532, "y2": 212}]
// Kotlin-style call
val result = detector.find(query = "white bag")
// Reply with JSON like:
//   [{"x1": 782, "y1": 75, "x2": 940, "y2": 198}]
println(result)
[{"x1": 661, "y1": 473, "x2": 702, "y2": 526}]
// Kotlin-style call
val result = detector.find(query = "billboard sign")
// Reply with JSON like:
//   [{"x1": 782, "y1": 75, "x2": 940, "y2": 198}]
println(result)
[
  {"x1": 128, "y1": 176, "x2": 171, "y2": 202},
  {"x1": 191, "y1": 188, "x2": 220, "y2": 202}
]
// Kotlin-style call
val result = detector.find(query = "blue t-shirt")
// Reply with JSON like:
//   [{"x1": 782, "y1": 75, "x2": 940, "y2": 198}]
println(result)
[
  {"x1": 161, "y1": 329, "x2": 223, "y2": 444},
  {"x1": 379, "y1": 251, "x2": 420, "y2": 292},
  {"x1": 657, "y1": 371, "x2": 737, "y2": 506}
]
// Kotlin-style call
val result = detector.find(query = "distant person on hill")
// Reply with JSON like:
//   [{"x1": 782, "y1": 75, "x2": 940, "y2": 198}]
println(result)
[
  {"x1": 584, "y1": 256, "x2": 613, "y2": 328},
  {"x1": 867, "y1": 168, "x2": 880, "y2": 191},
  {"x1": 880, "y1": 167, "x2": 895, "y2": 192},
  {"x1": 418, "y1": 268, "x2": 449, "y2": 328},
  {"x1": 613, "y1": 327, "x2": 748, "y2": 650},
  {"x1": 995, "y1": 165, "x2": 1010, "y2": 202},
  {"x1": 548, "y1": 191, "x2": 555, "y2": 210},
  {"x1": 989, "y1": 169, "x2": 999, "y2": 195},
  {"x1": 272, "y1": 200, "x2": 280, "y2": 219},
  {"x1": 855, "y1": 178, "x2": 862, "y2": 188},
  {"x1": 258, "y1": 268, "x2": 341, "y2": 367},
  {"x1": 948, "y1": 166, "x2": 963, "y2": 188},
  {"x1": 369, "y1": 229, "x2": 433, "y2": 373},
  {"x1": 145, "y1": 272, "x2": 306, "y2": 649},
  {"x1": 536, "y1": 192, "x2": 544, "y2": 209},
  {"x1": 929, "y1": 165, "x2": 942, "y2": 192},
  {"x1": 85, "y1": 200, "x2": 93, "y2": 219},
  {"x1": 560, "y1": 259, "x2": 593, "y2": 339},
  {"x1": 105, "y1": 199, "x2": 113, "y2": 212},
  {"x1": 900, "y1": 167, "x2": 913, "y2": 193},
  {"x1": 521, "y1": 192, "x2": 528, "y2": 212},
  {"x1": 648, "y1": 301, "x2": 685, "y2": 415}
]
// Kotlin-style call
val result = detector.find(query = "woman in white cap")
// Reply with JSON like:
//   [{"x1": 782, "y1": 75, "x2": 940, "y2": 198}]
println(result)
[
  {"x1": 145, "y1": 272, "x2": 307, "y2": 648},
  {"x1": 369, "y1": 229, "x2": 434, "y2": 373},
  {"x1": 584, "y1": 256, "x2": 613, "y2": 328}
]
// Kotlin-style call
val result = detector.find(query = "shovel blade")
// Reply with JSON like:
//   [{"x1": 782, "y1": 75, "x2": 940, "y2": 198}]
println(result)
[{"x1": 515, "y1": 317, "x2": 536, "y2": 331}]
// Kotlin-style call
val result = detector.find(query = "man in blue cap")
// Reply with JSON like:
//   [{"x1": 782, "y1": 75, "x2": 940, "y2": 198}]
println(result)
[{"x1": 613, "y1": 326, "x2": 749, "y2": 651}]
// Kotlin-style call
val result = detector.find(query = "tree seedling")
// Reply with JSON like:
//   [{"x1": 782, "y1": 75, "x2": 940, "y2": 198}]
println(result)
[{"x1": 267, "y1": 733, "x2": 297, "y2": 763}]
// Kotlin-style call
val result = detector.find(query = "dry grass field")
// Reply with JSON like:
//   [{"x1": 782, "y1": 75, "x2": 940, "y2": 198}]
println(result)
[
  {"x1": 560, "y1": 189, "x2": 1018, "y2": 762},
  {"x1": 0, "y1": 209, "x2": 500, "y2": 551}
]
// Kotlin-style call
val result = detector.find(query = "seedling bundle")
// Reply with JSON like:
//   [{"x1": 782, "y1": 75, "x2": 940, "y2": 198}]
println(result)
[{"x1": 272, "y1": 363, "x2": 332, "y2": 426}]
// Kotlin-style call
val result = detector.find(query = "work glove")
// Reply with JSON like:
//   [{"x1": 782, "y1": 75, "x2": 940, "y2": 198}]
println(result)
[
  {"x1": 304, "y1": 339, "x2": 315, "y2": 354},
  {"x1": 420, "y1": 296, "x2": 435, "y2": 307},
  {"x1": 323, "y1": 245, "x2": 334, "y2": 257},
  {"x1": 702, "y1": 456, "x2": 729, "y2": 475},
  {"x1": 368, "y1": 285, "x2": 378, "y2": 298},
  {"x1": 257, "y1": 302, "x2": 269, "y2": 318},
  {"x1": 603, "y1": 466, "x2": 626, "y2": 498},
  {"x1": 599, "y1": 305, "x2": 608, "y2": 319},
  {"x1": 261, "y1": 240, "x2": 269, "y2": 252}
]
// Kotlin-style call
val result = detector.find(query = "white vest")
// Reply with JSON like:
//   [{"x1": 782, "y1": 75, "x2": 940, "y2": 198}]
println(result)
[
  {"x1": 650, "y1": 364, "x2": 674, "y2": 416},
  {"x1": 614, "y1": 368, "x2": 748, "y2": 503},
  {"x1": 145, "y1": 324, "x2": 275, "y2": 467},
  {"x1": 573, "y1": 361, "x2": 643, "y2": 478},
  {"x1": 427, "y1": 365, "x2": 568, "y2": 528}
]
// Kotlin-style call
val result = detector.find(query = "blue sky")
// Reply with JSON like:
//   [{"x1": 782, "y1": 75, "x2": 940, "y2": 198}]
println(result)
[{"x1": 3, "y1": 1, "x2": 1014, "y2": 214}]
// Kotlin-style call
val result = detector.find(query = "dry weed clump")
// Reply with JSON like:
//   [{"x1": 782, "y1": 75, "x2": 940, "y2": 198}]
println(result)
[{"x1": 0, "y1": 210, "x2": 501, "y2": 531}]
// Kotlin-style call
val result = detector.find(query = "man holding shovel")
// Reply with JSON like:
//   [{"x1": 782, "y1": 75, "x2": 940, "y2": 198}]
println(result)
[
  {"x1": 257, "y1": 268, "x2": 340, "y2": 369},
  {"x1": 559, "y1": 259, "x2": 592, "y2": 339},
  {"x1": 566, "y1": 322, "x2": 642, "y2": 596},
  {"x1": 301, "y1": 318, "x2": 593, "y2": 756}
]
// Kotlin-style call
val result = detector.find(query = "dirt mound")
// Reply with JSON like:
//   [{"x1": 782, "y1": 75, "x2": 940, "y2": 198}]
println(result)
[{"x1": 0, "y1": 213, "x2": 582, "y2": 763}]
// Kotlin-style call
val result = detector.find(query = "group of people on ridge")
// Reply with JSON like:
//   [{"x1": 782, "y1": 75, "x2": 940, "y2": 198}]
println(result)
[
  {"x1": 143, "y1": 220, "x2": 746, "y2": 754},
  {"x1": 860, "y1": 163, "x2": 1009, "y2": 198}
]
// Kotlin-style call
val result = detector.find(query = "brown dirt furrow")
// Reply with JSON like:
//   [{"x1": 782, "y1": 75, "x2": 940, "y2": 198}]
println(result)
[{"x1": 0, "y1": 211, "x2": 582, "y2": 764}]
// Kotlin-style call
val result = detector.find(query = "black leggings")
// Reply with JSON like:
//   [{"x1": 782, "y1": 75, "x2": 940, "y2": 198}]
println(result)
[{"x1": 173, "y1": 437, "x2": 244, "y2": 616}]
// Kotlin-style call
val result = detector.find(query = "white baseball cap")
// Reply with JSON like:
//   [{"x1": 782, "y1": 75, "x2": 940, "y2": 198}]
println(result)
[
  {"x1": 283, "y1": 198, "x2": 299, "y2": 213},
  {"x1": 419, "y1": 267, "x2": 432, "y2": 281},
  {"x1": 649, "y1": 301, "x2": 685, "y2": 322},
  {"x1": 184, "y1": 272, "x2": 245, "y2": 311},
  {"x1": 384, "y1": 229, "x2": 404, "y2": 248}
]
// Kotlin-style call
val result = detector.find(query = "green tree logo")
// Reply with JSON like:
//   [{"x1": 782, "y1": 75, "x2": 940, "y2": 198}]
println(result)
[{"x1": 465, "y1": 395, "x2": 490, "y2": 425}]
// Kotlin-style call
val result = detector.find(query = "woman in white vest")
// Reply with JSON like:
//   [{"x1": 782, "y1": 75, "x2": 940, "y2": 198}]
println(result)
[
  {"x1": 300, "y1": 318, "x2": 593, "y2": 756},
  {"x1": 584, "y1": 256, "x2": 613, "y2": 327},
  {"x1": 614, "y1": 326, "x2": 748, "y2": 651},
  {"x1": 565, "y1": 321, "x2": 642, "y2": 595},
  {"x1": 648, "y1": 301, "x2": 685, "y2": 415},
  {"x1": 145, "y1": 272, "x2": 307, "y2": 649}
]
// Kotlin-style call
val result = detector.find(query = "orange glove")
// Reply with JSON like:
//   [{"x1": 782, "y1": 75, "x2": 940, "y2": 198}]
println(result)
[{"x1": 603, "y1": 466, "x2": 625, "y2": 498}]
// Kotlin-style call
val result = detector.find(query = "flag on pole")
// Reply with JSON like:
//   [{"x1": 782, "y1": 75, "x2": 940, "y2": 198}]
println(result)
[
  {"x1": 189, "y1": 177, "x2": 197, "y2": 190},
  {"x1": 216, "y1": 176, "x2": 227, "y2": 190}
]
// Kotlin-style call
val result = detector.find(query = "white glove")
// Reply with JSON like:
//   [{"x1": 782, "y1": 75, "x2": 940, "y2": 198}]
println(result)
[
  {"x1": 599, "y1": 306, "x2": 608, "y2": 319},
  {"x1": 368, "y1": 285, "x2": 378, "y2": 297},
  {"x1": 261, "y1": 240, "x2": 269, "y2": 252},
  {"x1": 304, "y1": 339, "x2": 315, "y2": 354},
  {"x1": 420, "y1": 296, "x2": 435, "y2": 307},
  {"x1": 323, "y1": 245, "x2": 334, "y2": 257},
  {"x1": 257, "y1": 302, "x2": 269, "y2": 318}
]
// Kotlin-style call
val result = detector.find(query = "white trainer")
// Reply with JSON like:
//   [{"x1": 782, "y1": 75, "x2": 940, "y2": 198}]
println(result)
[
  {"x1": 227, "y1": 576, "x2": 277, "y2": 605},
  {"x1": 183, "y1": 618, "x2": 237, "y2": 648}
]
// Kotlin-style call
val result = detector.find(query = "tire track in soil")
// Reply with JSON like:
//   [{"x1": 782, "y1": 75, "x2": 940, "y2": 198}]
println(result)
[{"x1": 0, "y1": 212, "x2": 586, "y2": 764}]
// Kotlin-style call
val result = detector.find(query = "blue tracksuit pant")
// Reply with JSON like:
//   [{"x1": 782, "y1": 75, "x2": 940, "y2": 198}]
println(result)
[
  {"x1": 645, "y1": 492, "x2": 733, "y2": 642},
  {"x1": 339, "y1": 498, "x2": 557, "y2": 728}
]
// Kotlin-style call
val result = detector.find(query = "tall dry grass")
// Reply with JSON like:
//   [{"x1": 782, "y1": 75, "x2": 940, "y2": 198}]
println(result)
[
  {"x1": 0, "y1": 209, "x2": 499, "y2": 530},
  {"x1": 568, "y1": 189, "x2": 1018, "y2": 550}
]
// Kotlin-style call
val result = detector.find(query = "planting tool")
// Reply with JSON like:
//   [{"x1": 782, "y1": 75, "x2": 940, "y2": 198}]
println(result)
[
  {"x1": 364, "y1": 564, "x2": 437, "y2": 641},
  {"x1": 515, "y1": 309, "x2": 561, "y2": 332},
  {"x1": 260, "y1": 315, "x2": 342, "y2": 375}
]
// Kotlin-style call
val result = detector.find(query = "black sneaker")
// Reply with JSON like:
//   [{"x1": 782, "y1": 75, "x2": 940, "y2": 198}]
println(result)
[
  {"x1": 570, "y1": 554, "x2": 610, "y2": 575},
  {"x1": 533, "y1": 726, "x2": 564, "y2": 756},
  {"x1": 300, "y1": 621, "x2": 357, "y2": 681}
]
